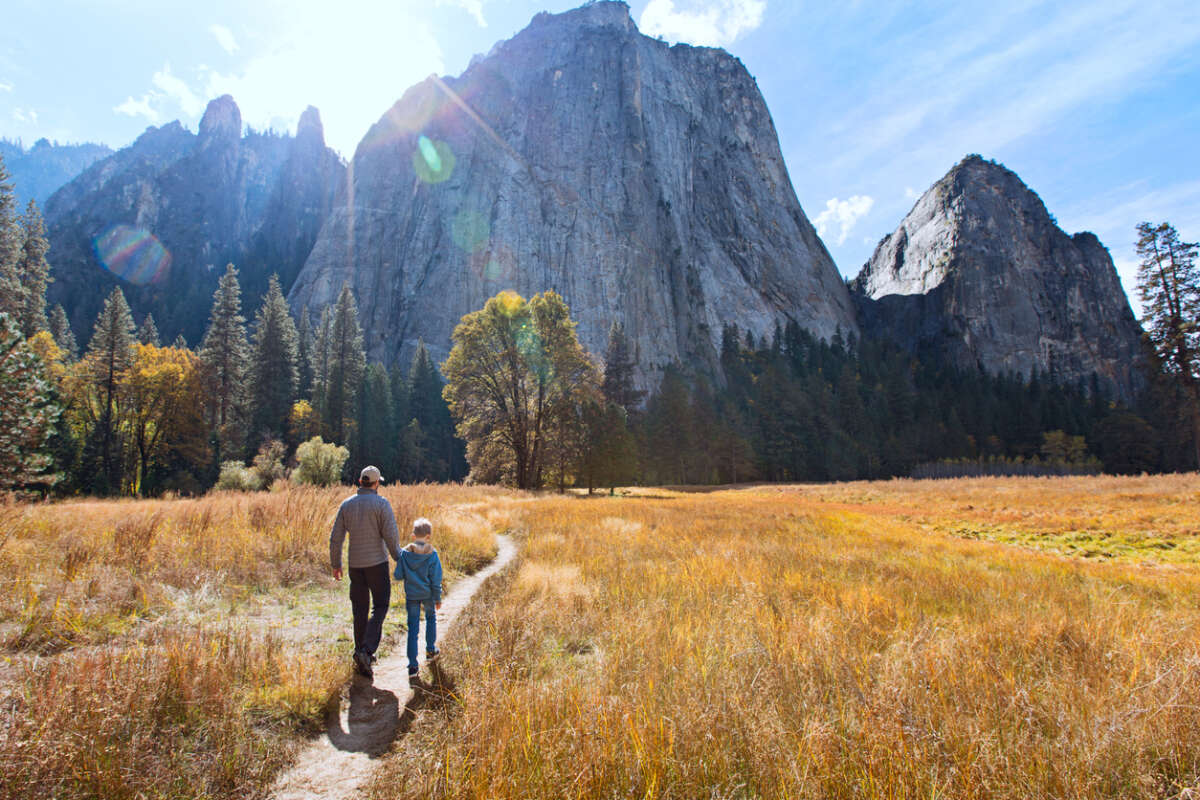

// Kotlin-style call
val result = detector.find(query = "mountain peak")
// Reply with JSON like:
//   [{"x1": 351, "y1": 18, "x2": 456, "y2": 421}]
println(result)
[
  {"x1": 296, "y1": 106, "x2": 325, "y2": 146},
  {"x1": 199, "y1": 95, "x2": 242, "y2": 141},
  {"x1": 531, "y1": 1, "x2": 634, "y2": 32}
]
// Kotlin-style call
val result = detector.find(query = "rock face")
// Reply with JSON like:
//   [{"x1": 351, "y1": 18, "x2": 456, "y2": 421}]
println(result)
[
  {"x1": 0, "y1": 138, "x2": 113, "y2": 209},
  {"x1": 45, "y1": 97, "x2": 345, "y2": 345},
  {"x1": 289, "y1": 1, "x2": 857, "y2": 387},
  {"x1": 851, "y1": 155, "x2": 1144, "y2": 401}
]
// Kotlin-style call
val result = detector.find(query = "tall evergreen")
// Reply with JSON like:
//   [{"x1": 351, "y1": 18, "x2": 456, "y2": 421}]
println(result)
[
  {"x1": 83, "y1": 287, "x2": 136, "y2": 494},
  {"x1": 137, "y1": 313, "x2": 161, "y2": 346},
  {"x1": 356, "y1": 362, "x2": 396, "y2": 477},
  {"x1": 1136, "y1": 221, "x2": 1200, "y2": 467},
  {"x1": 0, "y1": 156, "x2": 22, "y2": 320},
  {"x1": 49, "y1": 304, "x2": 78, "y2": 361},
  {"x1": 409, "y1": 341, "x2": 463, "y2": 479},
  {"x1": 199, "y1": 263, "x2": 250, "y2": 457},
  {"x1": 324, "y1": 284, "x2": 365, "y2": 445},
  {"x1": 172, "y1": 333, "x2": 188, "y2": 350},
  {"x1": 601, "y1": 321, "x2": 646, "y2": 412},
  {"x1": 16, "y1": 200, "x2": 51, "y2": 338},
  {"x1": 248, "y1": 274, "x2": 300, "y2": 443},
  {"x1": 296, "y1": 305, "x2": 315, "y2": 398},
  {"x1": 0, "y1": 312, "x2": 62, "y2": 491},
  {"x1": 311, "y1": 306, "x2": 333, "y2": 429}
]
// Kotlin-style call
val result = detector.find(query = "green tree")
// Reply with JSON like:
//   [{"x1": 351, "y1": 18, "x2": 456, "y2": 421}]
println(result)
[
  {"x1": 601, "y1": 321, "x2": 645, "y2": 413},
  {"x1": 1136, "y1": 221, "x2": 1200, "y2": 466},
  {"x1": 0, "y1": 313, "x2": 61, "y2": 491},
  {"x1": 81, "y1": 287, "x2": 136, "y2": 494},
  {"x1": 356, "y1": 362, "x2": 396, "y2": 477},
  {"x1": 310, "y1": 307, "x2": 333, "y2": 429},
  {"x1": 0, "y1": 156, "x2": 22, "y2": 320},
  {"x1": 16, "y1": 200, "x2": 51, "y2": 338},
  {"x1": 248, "y1": 274, "x2": 300, "y2": 443},
  {"x1": 199, "y1": 263, "x2": 250, "y2": 458},
  {"x1": 49, "y1": 304, "x2": 78, "y2": 361},
  {"x1": 137, "y1": 313, "x2": 160, "y2": 346},
  {"x1": 442, "y1": 290, "x2": 600, "y2": 489},
  {"x1": 409, "y1": 341, "x2": 462, "y2": 480},
  {"x1": 296, "y1": 305, "x2": 315, "y2": 398},
  {"x1": 324, "y1": 284, "x2": 366, "y2": 446}
]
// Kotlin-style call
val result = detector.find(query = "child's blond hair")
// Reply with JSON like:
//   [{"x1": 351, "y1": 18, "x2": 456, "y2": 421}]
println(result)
[{"x1": 412, "y1": 517, "x2": 433, "y2": 538}]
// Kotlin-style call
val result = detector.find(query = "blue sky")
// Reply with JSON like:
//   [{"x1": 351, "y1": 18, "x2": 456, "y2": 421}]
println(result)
[{"x1": 2, "y1": 0, "x2": 1198, "y2": 305}]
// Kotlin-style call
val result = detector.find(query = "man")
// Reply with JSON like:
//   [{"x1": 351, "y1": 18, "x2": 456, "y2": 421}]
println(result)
[{"x1": 329, "y1": 465, "x2": 402, "y2": 679}]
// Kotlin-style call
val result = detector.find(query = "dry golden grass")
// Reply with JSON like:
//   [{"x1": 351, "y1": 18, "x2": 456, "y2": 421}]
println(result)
[
  {"x1": 372, "y1": 475, "x2": 1200, "y2": 800},
  {"x1": 0, "y1": 482, "x2": 516, "y2": 800}
]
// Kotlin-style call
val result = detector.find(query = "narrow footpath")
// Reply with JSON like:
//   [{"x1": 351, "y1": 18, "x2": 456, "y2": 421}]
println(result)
[{"x1": 270, "y1": 533, "x2": 518, "y2": 800}]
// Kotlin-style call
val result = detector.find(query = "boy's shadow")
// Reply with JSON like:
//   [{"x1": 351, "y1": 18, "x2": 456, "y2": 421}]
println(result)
[{"x1": 326, "y1": 661, "x2": 460, "y2": 757}]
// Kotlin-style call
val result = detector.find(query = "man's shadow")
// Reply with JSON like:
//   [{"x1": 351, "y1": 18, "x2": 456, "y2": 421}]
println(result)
[{"x1": 326, "y1": 661, "x2": 460, "y2": 757}]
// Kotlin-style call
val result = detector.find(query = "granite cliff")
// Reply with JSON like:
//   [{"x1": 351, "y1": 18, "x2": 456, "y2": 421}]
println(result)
[
  {"x1": 851, "y1": 155, "x2": 1145, "y2": 402},
  {"x1": 288, "y1": 1, "x2": 857, "y2": 387},
  {"x1": 45, "y1": 97, "x2": 344, "y2": 344}
]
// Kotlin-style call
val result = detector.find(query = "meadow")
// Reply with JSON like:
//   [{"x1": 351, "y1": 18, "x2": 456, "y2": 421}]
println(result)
[{"x1": 3, "y1": 474, "x2": 1200, "y2": 799}]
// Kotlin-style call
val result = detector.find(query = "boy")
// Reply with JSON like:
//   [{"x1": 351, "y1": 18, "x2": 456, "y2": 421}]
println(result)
[{"x1": 394, "y1": 517, "x2": 443, "y2": 677}]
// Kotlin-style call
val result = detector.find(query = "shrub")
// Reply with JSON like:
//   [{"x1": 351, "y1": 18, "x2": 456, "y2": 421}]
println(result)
[
  {"x1": 251, "y1": 439, "x2": 288, "y2": 487},
  {"x1": 216, "y1": 460, "x2": 261, "y2": 491},
  {"x1": 292, "y1": 437, "x2": 349, "y2": 487}
]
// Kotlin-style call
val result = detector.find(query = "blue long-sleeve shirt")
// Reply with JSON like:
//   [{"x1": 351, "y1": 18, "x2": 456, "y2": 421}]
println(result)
[{"x1": 394, "y1": 541, "x2": 443, "y2": 603}]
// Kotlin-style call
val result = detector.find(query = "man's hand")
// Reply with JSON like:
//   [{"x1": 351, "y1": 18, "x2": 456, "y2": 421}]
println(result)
[{"x1": 333, "y1": 568, "x2": 342, "y2": 581}]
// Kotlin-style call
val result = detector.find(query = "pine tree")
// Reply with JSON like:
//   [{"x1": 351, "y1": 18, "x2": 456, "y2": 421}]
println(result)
[
  {"x1": 1136, "y1": 221, "x2": 1200, "y2": 466},
  {"x1": 296, "y1": 305, "x2": 315, "y2": 398},
  {"x1": 601, "y1": 321, "x2": 646, "y2": 413},
  {"x1": 0, "y1": 312, "x2": 62, "y2": 491},
  {"x1": 248, "y1": 274, "x2": 300, "y2": 443},
  {"x1": 49, "y1": 304, "x2": 78, "y2": 361},
  {"x1": 172, "y1": 333, "x2": 188, "y2": 350},
  {"x1": 83, "y1": 287, "x2": 137, "y2": 494},
  {"x1": 137, "y1": 313, "x2": 161, "y2": 346},
  {"x1": 356, "y1": 362, "x2": 396, "y2": 477},
  {"x1": 324, "y1": 284, "x2": 365, "y2": 445},
  {"x1": 199, "y1": 263, "x2": 250, "y2": 457},
  {"x1": 409, "y1": 341, "x2": 459, "y2": 480},
  {"x1": 0, "y1": 156, "x2": 23, "y2": 320},
  {"x1": 16, "y1": 200, "x2": 51, "y2": 338}
]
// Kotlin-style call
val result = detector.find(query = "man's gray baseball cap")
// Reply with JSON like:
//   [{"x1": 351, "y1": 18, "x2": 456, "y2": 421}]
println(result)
[{"x1": 360, "y1": 465, "x2": 384, "y2": 483}]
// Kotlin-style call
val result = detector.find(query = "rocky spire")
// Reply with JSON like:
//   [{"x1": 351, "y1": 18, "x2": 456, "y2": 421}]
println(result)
[{"x1": 199, "y1": 95, "x2": 242, "y2": 143}]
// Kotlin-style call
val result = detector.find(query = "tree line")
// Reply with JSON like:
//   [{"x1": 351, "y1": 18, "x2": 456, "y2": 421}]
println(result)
[{"x1": 2, "y1": 145, "x2": 1197, "y2": 494}]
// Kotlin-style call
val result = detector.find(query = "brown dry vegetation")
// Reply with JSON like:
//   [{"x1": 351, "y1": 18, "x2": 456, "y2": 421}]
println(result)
[
  {"x1": 0, "y1": 484, "x2": 510, "y2": 800},
  {"x1": 4, "y1": 475, "x2": 1200, "y2": 799},
  {"x1": 373, "y1": 475, "x2": 1200, "y2": 800}
]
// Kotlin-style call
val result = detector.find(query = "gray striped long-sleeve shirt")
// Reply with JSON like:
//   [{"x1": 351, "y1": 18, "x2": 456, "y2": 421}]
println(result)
[{"x1": 329, "y1": 488, "x2": 403, "y2": 570}]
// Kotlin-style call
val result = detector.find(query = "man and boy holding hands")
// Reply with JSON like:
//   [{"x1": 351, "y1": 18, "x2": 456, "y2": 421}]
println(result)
[{"x1": 329, "y1": 465, "x2": 443, "y2": 680}]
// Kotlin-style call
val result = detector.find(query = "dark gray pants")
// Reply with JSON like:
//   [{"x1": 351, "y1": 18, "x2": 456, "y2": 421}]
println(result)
[{"x1": 349, "y1": 561, "x2": 390, "y2": 655}]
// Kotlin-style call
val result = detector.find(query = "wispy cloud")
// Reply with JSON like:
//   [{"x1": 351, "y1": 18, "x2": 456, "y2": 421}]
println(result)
[
  {"x1": 152, "y1": 63, "x2": 206, "y2": 117},
  {"x1": 640, "y1": 0, "x2": 766, "y2": 47},
  {"x1": 114, "y1": 95, "x2": 159, "y2": 122},
  {"x1": 209, "y1": 24, "x2": 239, "y2": 54},
  {"x1": 815, "y1": 195, "x2": 874, "y2": 246},
  {"x1": 435, "y1": 0, "x2": 486, "y2": 27},
  {"x1": 12, "y1": 107, "x2": 38, "y2": 124},
  {"x1": 0, "y1": 81, "x2": 12, "y2": 93}
]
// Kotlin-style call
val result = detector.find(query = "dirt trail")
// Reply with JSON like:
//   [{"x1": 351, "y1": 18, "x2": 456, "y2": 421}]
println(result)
[{"x1": 269, "y1": 533, "x2": 517, "y2": 800}]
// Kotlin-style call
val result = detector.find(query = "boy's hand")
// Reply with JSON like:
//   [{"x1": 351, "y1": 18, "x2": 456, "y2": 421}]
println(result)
[
  {"x1": 436, "y1": 602, "x2": 442, "y2": 611},
  {"x1": 333, "y1": 568, "x2": 342, "y2": 581}
]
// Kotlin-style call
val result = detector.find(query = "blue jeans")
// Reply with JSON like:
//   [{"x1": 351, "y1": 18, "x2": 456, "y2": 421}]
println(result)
[{"x1": 406, "y1": 599, "x2": 437, "y2": 671}]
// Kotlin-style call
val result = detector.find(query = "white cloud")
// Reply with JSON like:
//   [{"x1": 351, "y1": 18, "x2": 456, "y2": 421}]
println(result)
[
  {"x1": 0, "y1": 81, "x2": 12, "y2": 93},
  {"x1": 640, "y1": 0, "x2": 766, "y2": 47},
  {"x1": 152, "y1": 63, "x2": 206, "y2": 117},
  {"x1": 904, "y1": 186, "x2": 918, "y2": 200},
  {"x1": 209, "y1": 24, "x2": 239, "y2": 54},
  {"x1": 815, "y1": 195, "x2": 875, "y2": 246},
  {"x1": 114, "y1": 95, "x2": 159, "y2": 122},
  {"x1": 12, "y1": 107, "x2": 38, "y2": 124},
  {"x1": 435, "y1": 0, "x2": 486, "y2": 27}
]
